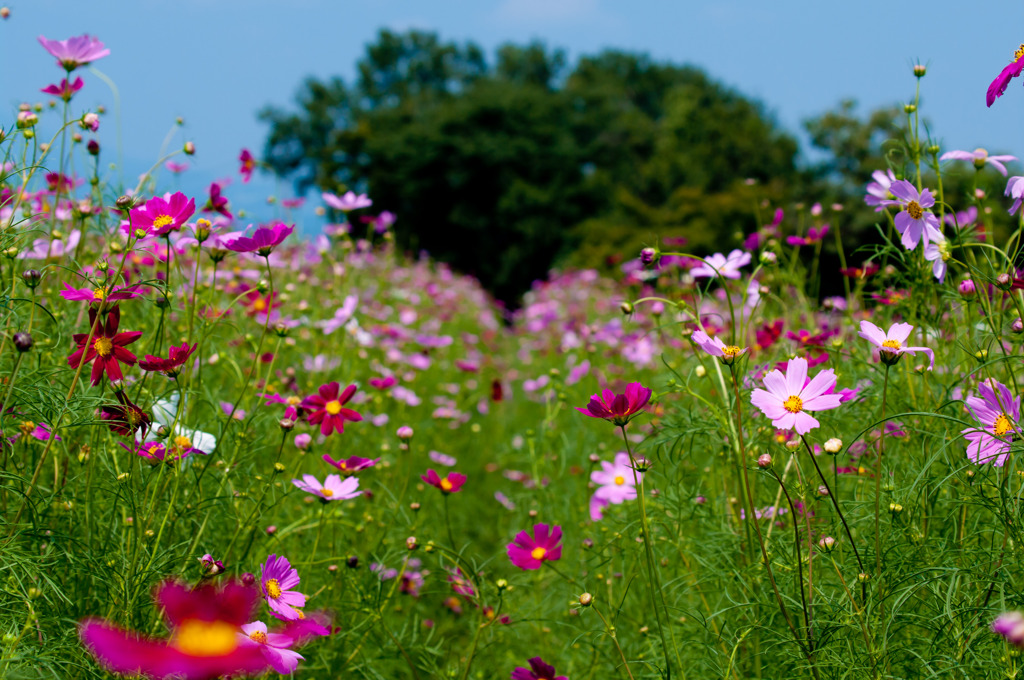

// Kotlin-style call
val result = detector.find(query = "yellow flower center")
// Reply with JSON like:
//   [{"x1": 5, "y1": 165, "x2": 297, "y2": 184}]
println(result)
[
  {"x1": 906, "y1": 200, "x2": 924, "y2": 220},
  {"x1": 783, "y1": 395, "x2": 803, "y2": 414},
  {"x1": 265, "y1": 578, "x2": 282, "y2": 599},
  {"x1": 173, "y1": 619, "x2": 238, "y2": 657},
  {"x1": 614, "y1": 475, "x2": 625, "y2": 486},
  {"x1": 440, "y1": 478, "x2": 453, "y2": 491},
  {"x1": 530, "y1": 547, "x2": 547, "y2": 561},
  {"x1": 723, "y1": 345, "x2": 743, "y2": 357},
  {"x1": 248, "y1": 630, "x2": 268, "y2": 645},
  {"x1": 18, "y1": 421, "x2": 35, "y2": 435},
  {"x1": 152, "y1": 214, "x2": 174, "y2": 230},
  {"x1": 324, "y1": 400, "x2": 342, "y2": 415},
  {"x1": 93, "y1": 337, "x2": 114, "y2": 357},
  {"x1": 93, "y1": 287, "x2": 107, "y2": 300},
  {"x1": 321, "y1": 487, "x2": 334, "y2": 497},
  {"x1": 1015, "y1": 44, "x2": 1024, "y2": 60},
  {"x1": 173, "y1": 435, "x2": 192, "y2": 450},
  {"x1": 252, "y1": 298, "x2": 267, "y2": 312},
  {"x1": 994, "y1": 413, "x2": 1014, "y2": 437},
  {"x1": 882, "y1": 339, "x2": 901, "y2": 350},
  {"x1": 286, "y1": 396, "x2": 301, "y2": 406}
]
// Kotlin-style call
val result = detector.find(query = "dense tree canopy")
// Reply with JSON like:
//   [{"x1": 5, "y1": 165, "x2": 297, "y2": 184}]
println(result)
[{"x1": 260, "y1": 30, "x2": 805, "y2": 302}]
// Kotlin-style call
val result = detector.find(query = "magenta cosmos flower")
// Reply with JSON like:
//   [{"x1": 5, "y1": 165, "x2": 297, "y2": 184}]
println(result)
[
  {"x1": 301, "y1": 382, "x2": 362, "y2": 436},
  {"x1": 60, "y1": 281, "x2": 143, "y2": 305},
  {"x1": 881, "y1": 180, "x2": 943, "y2": 250},
  {"x1": 691, "y1": 249, "x2": 751, "y2": 279},
  {"x1": 993, "y1": 612, "x2": 1024, "y2": 646},
  {"x1": 940, "y1": 148, "x2": 1017, "y2": 176},
  {"x1": 260, "y1": 555, "x2": 306, "y2": 621},
  {"x1": 79, "y1": 580, "x2": 271, "y2": 679},
  {"x1": 577, "y1": 382, "x2": 651, "y2": 427},
  {"x1": 226, "y1": 222, "x2": 294, "y2": 256},
  {"x1": 322, "y1": 190, "x2": 372, "y2": 212},
  {"x1": 130, "y1": 192, "x2": 196, "y2": 237},
  {"x1": 692, "y1": 329, "x2": 747, "y2": 364},
  {"x1": 987, "y1": 45, "x2": 1024, "y2": 107},
  {"x1": 962, "y1": 379, "x2": 1021, "y2": 466},
  {"x1": 749, "y1": 356, "x2": 842, "y2": 435},
  {"x1": 41, "y1": 76, "x2": 84, "y2": 102},
  {"x1": 139, "y1": 342, "x2": 198, "y2": 377},
  {"x1": 864, "y1": 169, "x2": 896, "y2": 211},
  {"x1": 67, "y1": 305, "x2": 142, "y2": 386},
  {"x1": 589, "y1": 452, "x2": 641, "y2": 521},
  {"x1": 239, "y1": 149, "x2": 256, "y2": 183},
  {"x1": 857, "y1": 321, "x2": 935, "y2": 370},
  {"x1": 322, "y1": 454, "x2": 379, "y2": 474},
  {"x1": 512, "y1": 657, "x2": 568, "y2": 680},
  {"x1": 292, "y1": 473, "x2": 361, "y2": 502},
  {"x1": 507, "y1": 523, "x2": 562, "y2": 570},
  {"x1": 38, "y1": 34, "x2": 109, "y2": 71},
  {"x1": 421, "y1": 469, "x2": 467, "y2": 494}
]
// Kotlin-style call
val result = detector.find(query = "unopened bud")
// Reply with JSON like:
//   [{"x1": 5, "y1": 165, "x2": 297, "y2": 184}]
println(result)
[
  {"x1": 578, "y1": 592, "x2": 593, "y2": 607},
  {"x1": 13, "y1": 332, "x2": 33, "y2": 352},
  {"x1": 890, "y1": 503, "x2": 903, "y2": 514},
  {"x1": 639, "y1": 247, "x2": 658, "y2": 266},
  {"x1": 913, "y1": 64, "x2": 927, "y2": 78},
  {"x1": 346, "y1": 555, "x2": 359, "y2": 568},
  {"x1": 22, "y1": 269, "x2": 41, "y2": 288},
  {"x1": 278, "y1": 418, "x2": 295, "y2": 431},
  {"x1": 958, "y1": 279, "x2": 975, "y2": 298},
  {"x1": 1013, "y1": 318, "x2": 1024, "y2": 334},
  {"x1": 115, "y1": 195, "x2": 133, "y2": 211},
  {"x1": 760, "y1": 251, "x2": 777, "y2": 265},
  {"x1": 396, "y1": 426, "x2": 414, "y2": 441},
  {"x1": 903, "y1": 103, "x2": 917, "y2": 114},
  {"x1": 818, "y1": 536, "x2": 836, "y2": 552},
  {"x1": 241, "y1": 572, "x2": 255, "y2": 587},
  {"x1": 756, "y1": 453, "x2": 772, "y2": 469},
  {"x1": 183, "y1": 141, "x2": 195, "y2": 155},
  {"x1": 620, "y1": 301, "x2": 633, "y2": 315},
  {"x1": 87, "y1": 139, "x2": 100, "y2": 156},
  {"x1": 824, "y1": 438, "x2": 843, "y2": 454},
  {"x1": 996, "y1": 273, "x2": 1013, "y2": 290},
  {"x1": 785, "y1": 439, "x2": 801, "y2": 451},
  {"x1": 406, "y1": 536, "x2": 419, "y2": 551}
]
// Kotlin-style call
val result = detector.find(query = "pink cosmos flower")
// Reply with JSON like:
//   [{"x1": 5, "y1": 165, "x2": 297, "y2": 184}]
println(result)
[
  {"x1": 507, "y1": 523, "x2": 562, "y2": 570},
  {"x1": 940, "y1": 148, "x2": 1017, "y2": 176},
  {"x1": 239, "y1": 149, "x2": 256, "y2": 183},
  {"x1": 749, "y1": 356, "x2": 842, "y2": 435},
  {"x1": 165, "y1": 161, "x2": 189, "y2": 174},
  {"x1": 1006, "y1": 176, "x2": 1024, "y2": 216},
  {"x1": 448, "y1": 567, "x2": 476, "y2": 597},
  {"x1": 237, "y1": 621, "x2": 303, "y2": 675},
  {"x1": 130, "y1": 192, "x2": 196, "y2": 237},
  {"x1": 589, "y1": 452, "x2": 641, "y2": 521},
  {"x1": 421, "y1": 469, "x2": 467, "y2": 494},
  {"x1": 993, "y1": 612, "x2": 1024, "y2": 646},
  {"x1": 301, "y1": 382, "x2": 362, "y2": 436},
  {"x1": 41, "y1": 76, "x2": 84, "y2": 102},
  {"x1": 864, "y1": 169, "x2": 896, "y2": 211},
  {"x1": 857, "y1": 321, "x2": 935, "y2": 370},
  {"x1": 987, "y1": 45, "x2": 1024, "y2": 107},
  {"x1": 923, "y1": 236, "x2": 950, "y2": 283},
  {"x1": 60, "y1": 282, "x2": 143, "y2": 305},
  {"x1": 577, "y1": 382, "x2": 651, "y2": 427},
  {"x1": 322, "y1": 454, "x2": 379, "y2": 474},
  {"x1": 322, "y1": 191, "x2": 372, "y2": 212},
  {"x1": 962, "y1": 379, "x2": 1021, "y2": 466},
  {"x1": 292, "y1": 473, "x2": 361, "y2": 502},
  {"x1": 512, "y1": 657, "x2": 568, "y2": 680},
  {"x1": 38, "y1": 34, "x2": 109, "y2": 71},
  {"x1": 786, "y1": 224, "x2": 829, "y2": 247},
  {"x1": 691, "y1": 249, "x2": 751, "y2": 279},
  {"x1": 203, "y1": 182, "x2": 232, "y2": 218},
  {"x1": 880, "y1": 180, "x2": 943, "y2": 250},
  {"x1": 260, "y1": 555, "x2": 306, "y2": 621},
  {"x1": 79, "y1": 580, "x2": 271, "y2": 679},
  {"x1": 225, "y1": 223, "x2": 294, "y2": 256},
  {"x1": 692, "y1": 329, "x2": 747, "y2": 364}
]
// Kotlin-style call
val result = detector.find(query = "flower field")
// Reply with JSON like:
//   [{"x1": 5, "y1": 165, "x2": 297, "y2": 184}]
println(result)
[{"x1": 6, "y1": 26, "x2": 1024, "y2": 680}]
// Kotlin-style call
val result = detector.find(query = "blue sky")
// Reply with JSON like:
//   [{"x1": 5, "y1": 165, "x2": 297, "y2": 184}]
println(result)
[{"x1": 2, "y1": 0, "x2": 1021, "y2": 226}]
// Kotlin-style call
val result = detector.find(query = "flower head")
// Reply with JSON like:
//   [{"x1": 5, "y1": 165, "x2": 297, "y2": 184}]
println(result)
[
  {"x1": 67, "y1": 305, "x2": 142, "y2": 386},
  {"x1": 512, "y1": 656, "x2": 568, "y2": 680},
  {"x1": 577, "y1": 382, "x2": 651, "y2": 427},
  {"x1": 203, "y1": 182, "x2": 232, "y2": 219},
  {"x1": 239, "y1": 149, "x2": 256, "y2": 183},
  {"x1": 301, "y1": 382, "x2": 362, "y2": 436},
  {"x1": 139, "y1": 342, "x2": 198, "y2": 377},
  {"x1": 1006, "y1": 176, "x2": 1024, "y2": 216},
  {"x1": 993, "y1": 611, "x2": 1024, "y2": 646},
  {"x1": 857, "y1": 321, "x2": 934, "y2": 370},
  {"x1": 260, "y1": 555, "x2": 306, "y2": 621},
  {"x1": 987, "y1": 45, "x2": 1024, "y2": 107},
  {"x1": 881, "y1": 180, "x2": 943, "y2": 250},
  {"x1": 322, "y1": 191, "x2": 372, "y2": 212},
  {"x1": 864, "y1": 169, "x2": 896, "y2": 211},
  {"x1": 225, "y1": 223, "x2": 294, "y2": 257},
  {"x1": 749, "y1": 356, "x2": 842, "y2": 435},
  {"x1": 322, "y1": 454, "x2": 379, "y2": 474},
  {"x1": 589, "y1": 452, "x2": 640, "y2": 521},
  {"x1": 292, "y1": 473, "x2": 361, "y2": 502},
  {"x1": 507, "y1": 523, "x2": 562, "y2": 570},
  {"x1": 421, "y1": 469, "x2": 467, "y2": 494},
  {"x1": 79, "y1": 579, "x2": 271, "y2": 679},
  {"x1": 41, "y1": 76, "x2": 84, "y2": 102},
  {"x1": 131, "y1": 192, "x2": 196, "y2": 237},
  {"x1": 940, "y1": 148, "x2": 1017, "y2": 176},
  {"x1": 962, "y1": 379, "x2": 1021, "y2": 466},
  {"x1": 38, "y1": 34, "x2": 109, "y2": 71},
  {"x1": 692, "y1": 329, "x2": 747, "y2": 365},
  {"x1": 691, "y1": 249, "x2": 751, "y2": 279},
  {"x1": 60, "y1": 281, "x2": 143, "y2": 306}
]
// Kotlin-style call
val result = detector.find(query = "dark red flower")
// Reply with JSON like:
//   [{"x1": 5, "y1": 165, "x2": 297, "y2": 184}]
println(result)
[
  {"x1": 99, "y1": 390, "x2": 151, "y2": 438},
  {"x1": 577, "y1": 382, "x2": 651, "y2": 427},
  {"x1": 139, "y1": 342, "x2": 197, "y2": 377},
  {"x1": 300, "y1": 382, "x2": 362, "y2": 436},
  {"x1": 67, "y1": 306, "x2": 142, "y2": 386}
]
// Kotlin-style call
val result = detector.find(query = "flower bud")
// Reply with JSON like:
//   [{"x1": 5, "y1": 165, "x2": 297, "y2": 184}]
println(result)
[
  {"x1": 409, "y1": 502, "x2": 420, "y2": 512},
  {"x1": 496, "y1": 578, "x2": 509, "y2": 592},
  {"x1": 0, "y1": 7, "x2": 9, "y2": 19},
  {"x1": 115, "y1": 195, "x2": 133, "y2": 211},
  {"x1": 273, "y1": 462, "x2": 285, "y2": 473},
  {"x1": 183, "y1": 141, "x2": 195, "y2": 155},
  {"x1": 241, "y1": 572, "x2": 255, "y2": 587},
  {"x1": 22, "y1": 269, "x2": 41, "y2": 288},
  {"x1": 639, "y1": 247, "x2": 658, "y2": 266},
  {"x1": 396, "y1": 425, "x2": 414, "y2": 441},
  {"x1": 406, "y1": 536, "x2": 419, "y2": 551},
  {"x1": 858, "y1": 572, "x2": 871, "y2": 582},
  {"x1": 890, "y1": 502, "x2": 903, "y2": 514},
  {"x1": 294, "y1": 433, "x2": 311, "y2": 450},
  {"x1": 346, "y1": 555, "x2": 359, "y2": 568},
  {"x1": 785, "y1": 438, "x2": 801, "y2": 451},
  {"x1": 278, "y1": 418, "x2": 295, "y2": 431},
  {"x1": 274, "y1": 322, "x2": 289, "y2": 338},
  {"x1": 194, "y1": 218, "x2": 211, "y2": 243},
  {"x1": 818, "y1": 536, "x2": 836, "y2": 552},
  {"x1": 87, "y1": 139, "x2": 100, "y2": 156},
  {"x1": 619, "y1": 301, "x2": 633, "y2": 315},
  {"x1": 996, "y1": 273, "x2": 1013, "y2": 290},
  {"x1": 958, "y1": 278, "x2": 975, "y2": 298},
  {"x1": 1013, "y1": 318, "x2": 1024, "y2": 334},
  {"x1": 578, "y1": 592, "x2": 593, "y2": 607},
  {"x1": 13, "y1": 332, "x2": 33, "y2": 352},
  {"x1": 824, "y1": 438, "x2": 843, "y2": 454},
  {"x1": 903, "y1": 103, "x2": 917, "y2": 114},
  {"x1": 760, "y1": 251, "x2": 777, "y2": 265},
  {"x1": 913, "y1": 64, "x2": 927, "y2": 78},
  {"x1": 695, "y1": 365, "x2": 706, "y2": 378},
  {"x1": 80, "y1": 112, "x2": 99, "y2": 131},
  {"x1": 756, "y1": 453, "x2": 772, "y2": 469},
  {"x1": 199, "y1": 553, "x2": 225, "y2": 577}
]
